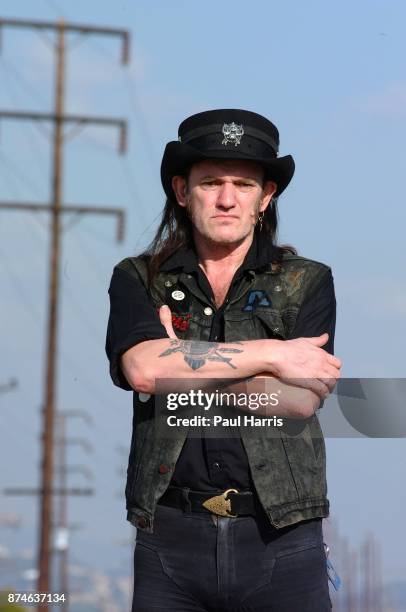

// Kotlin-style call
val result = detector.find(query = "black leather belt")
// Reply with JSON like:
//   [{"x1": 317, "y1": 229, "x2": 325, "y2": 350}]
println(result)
[{"x1": 158, "y1": 486, "x2": 257, "y2": 517}]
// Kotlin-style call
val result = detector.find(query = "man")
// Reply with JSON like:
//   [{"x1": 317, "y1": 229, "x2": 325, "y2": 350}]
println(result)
[{"x1": 106, "y1": 109, "x2": 341, "y2": 611}]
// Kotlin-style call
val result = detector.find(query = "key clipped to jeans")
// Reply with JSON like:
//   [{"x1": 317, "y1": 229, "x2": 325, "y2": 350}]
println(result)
[{"x1": 324, "y1": 543, "x2": 342, "y2": 591}]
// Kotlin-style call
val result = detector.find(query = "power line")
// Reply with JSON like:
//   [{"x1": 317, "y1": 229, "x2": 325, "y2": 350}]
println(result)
[
  {"x1": 0, "y1": 379, "x2": 40, "y2": 461},
  {"x1": 75, "y1": 33, "x2": 160, "y2": 231},
  {"x1": 0, "y1": 241, "x2": 43, "y2": 320},
  {"x1": 67, "y1": 229, "x2": 110, "y2": 285},
  {"x1": 0, "y1": 149, "x2": 45, "y2": 199},
  {"x1": 0, "y1": 18, "x2": 130, "y2": 602},
  {"x1": 0, "y1": 59, "x2": 50, "y2": 219},
  {"x1": 62, "y1": 283, "x2": 105, "y2": 346},
  {"x1": 43, "y1": 0, "x2": 69, "y2": 21},
  {"x1": 0, "y1": 55, "x2": 50, "y2": 110},
  {"x1": 0, "y1": 56, "x2": 51, "y2": 196}
]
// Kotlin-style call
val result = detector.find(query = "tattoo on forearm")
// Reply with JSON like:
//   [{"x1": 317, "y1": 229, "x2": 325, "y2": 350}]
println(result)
[{"x1": 159, "y1": 340, "x2": 243, "y2": 371}]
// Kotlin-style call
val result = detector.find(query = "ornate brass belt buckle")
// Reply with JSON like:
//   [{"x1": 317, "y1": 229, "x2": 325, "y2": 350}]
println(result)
[{"x1": 202, "y1": 488, "x2": 239, "y2": 517}]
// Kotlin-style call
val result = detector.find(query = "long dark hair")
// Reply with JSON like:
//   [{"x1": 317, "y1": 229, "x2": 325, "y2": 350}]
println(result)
[{"x1": 140, "y1": 181, "x2": 297, "y2": 282}]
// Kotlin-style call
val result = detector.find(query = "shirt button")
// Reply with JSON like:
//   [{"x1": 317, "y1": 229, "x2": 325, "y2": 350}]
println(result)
[
  {"x1": 204, "y1": 307, "x2": 213, "y2": 316},
  {"x1": 212, "y1": 462, "x2": 221, "y2": 470}
]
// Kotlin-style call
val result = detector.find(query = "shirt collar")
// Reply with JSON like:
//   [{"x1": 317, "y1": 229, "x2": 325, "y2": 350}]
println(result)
[{"x1": 159, "y1": 233, "x2": 280, "y2": 274}]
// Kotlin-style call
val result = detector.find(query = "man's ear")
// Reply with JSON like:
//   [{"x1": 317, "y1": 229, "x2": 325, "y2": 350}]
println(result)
[
  {"x1": 259, "y1": 180, "x2": 278, "y2": 212},
  {"x1": 172, "y1": 176, "x2": 188, "y2": 207}
]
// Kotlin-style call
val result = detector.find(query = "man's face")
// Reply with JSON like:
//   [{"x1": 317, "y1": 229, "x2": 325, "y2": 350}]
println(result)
[{"x1": 172, "y1": 160, "x2": 277, "y2": 248}]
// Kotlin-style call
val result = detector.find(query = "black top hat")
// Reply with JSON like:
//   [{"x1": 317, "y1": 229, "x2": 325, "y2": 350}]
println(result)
[{"x1": 161, "y1": 109, "x2": 295, "y2": 200}]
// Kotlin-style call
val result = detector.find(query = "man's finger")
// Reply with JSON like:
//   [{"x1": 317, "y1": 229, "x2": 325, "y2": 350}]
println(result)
[
  {"x1": 317, "y1": 377, "x2": 338, "y2": 394},
  {"x1": 159, "y1": 305, "x2": 178, "y2": 339},
  {"x1": 305, "y1": 333, "x2": 329, "y2": 347},
  {"x1": 284, "y1": 377, "x2": 330, "y2": 399},
  {"x1": 327, "y1": 354, "x2": 342, "y2": 368}
]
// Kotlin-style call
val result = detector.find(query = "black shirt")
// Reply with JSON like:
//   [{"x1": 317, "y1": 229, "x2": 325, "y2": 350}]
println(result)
[{"x1": 106, "y1": 237, "x2": 336, "y2": 492}]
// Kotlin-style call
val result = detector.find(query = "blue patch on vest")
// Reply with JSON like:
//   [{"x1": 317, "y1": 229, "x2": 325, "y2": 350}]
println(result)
[{"x1": 242, "y1": 290, "x2": 272, "y2": 312}]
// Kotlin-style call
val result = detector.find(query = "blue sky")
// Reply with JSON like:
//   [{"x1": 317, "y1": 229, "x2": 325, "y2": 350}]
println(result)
[{"x1": 0, "y1": 0, "x2": 405, "y2": 587}]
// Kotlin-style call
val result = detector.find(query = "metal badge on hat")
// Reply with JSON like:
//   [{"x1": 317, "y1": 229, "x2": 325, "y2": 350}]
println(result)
[{"x1": 222, "y1": 122, "x2": 244, "y2": 146}]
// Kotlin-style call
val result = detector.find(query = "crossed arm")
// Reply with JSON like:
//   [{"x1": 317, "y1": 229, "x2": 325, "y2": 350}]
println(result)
[{"x1": 120, "y1": 306, "x2": 341, "y2": 419}]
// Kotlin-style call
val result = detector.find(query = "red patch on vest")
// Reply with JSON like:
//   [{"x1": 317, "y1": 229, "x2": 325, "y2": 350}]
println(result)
[{"x1": 171, "y1": 313, "x2": 191, "y2": 331}]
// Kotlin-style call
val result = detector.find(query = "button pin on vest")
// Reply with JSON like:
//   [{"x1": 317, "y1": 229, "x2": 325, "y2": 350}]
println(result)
[{"x1": 158, "y1": 464, "x2": 171, "y2": 474}]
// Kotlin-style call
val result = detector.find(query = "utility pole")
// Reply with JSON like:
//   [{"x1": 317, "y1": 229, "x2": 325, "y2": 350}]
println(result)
[
  {"x1": 360, "y1": 534, "x2": 383, "y2": 612},
  {"x1": 54, "y1": 410, "x2": 93, "y2": 611},
  {"x1": 341, "y1": 536, "x2": 355, "y2": 612},
  {"x1": 0, "y1": 17, "x2": 130, "y2": 604},
  {"x1": 56, "y1": 414, "x2": 69, "y2": 610},
  {"x1": 361, "y1": 535, "x2": 373, "y2": 612}
]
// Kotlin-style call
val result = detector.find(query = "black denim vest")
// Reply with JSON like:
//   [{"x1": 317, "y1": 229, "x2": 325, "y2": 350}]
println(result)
[{"x1": 118, "y1": 253, "x2": 331, "y2": 533}]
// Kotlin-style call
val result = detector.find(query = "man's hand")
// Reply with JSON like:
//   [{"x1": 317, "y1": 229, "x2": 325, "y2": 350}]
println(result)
[
  {"x1": 265, "y1": 334, "x2": 341, "y2": 398},
  {"x1": 159, "y1": 305, "x2": 178, "y2": 339}
]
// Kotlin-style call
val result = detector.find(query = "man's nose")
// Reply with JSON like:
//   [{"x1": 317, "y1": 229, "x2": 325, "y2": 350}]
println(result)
[{"x1": 216, "y1": 182, "x2": 236, "y2": 208}]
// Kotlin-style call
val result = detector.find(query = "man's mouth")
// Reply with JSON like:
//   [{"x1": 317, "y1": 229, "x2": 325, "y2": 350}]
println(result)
[{"x1": 212, "y1": 215, "x2": 238, "y2": 219}]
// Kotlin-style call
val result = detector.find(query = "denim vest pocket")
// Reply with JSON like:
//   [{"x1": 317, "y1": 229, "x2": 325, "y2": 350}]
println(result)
[
  {"x1": 253, "y1": 310, "x2": 287, "y2": 340},
  {"x1": 223, "y1": 309, "x2": 286, "y2": 342}
]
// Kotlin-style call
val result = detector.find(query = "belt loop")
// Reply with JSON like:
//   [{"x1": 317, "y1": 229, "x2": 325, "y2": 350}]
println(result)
[{"x1": 181, "y1": 487, "x2": 192, "y2": 512}]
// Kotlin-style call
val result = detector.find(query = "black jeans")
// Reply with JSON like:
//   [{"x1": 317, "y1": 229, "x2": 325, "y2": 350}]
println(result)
[{"x1": 132, "y1": 504, "x2": 332, "y2": 611}]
